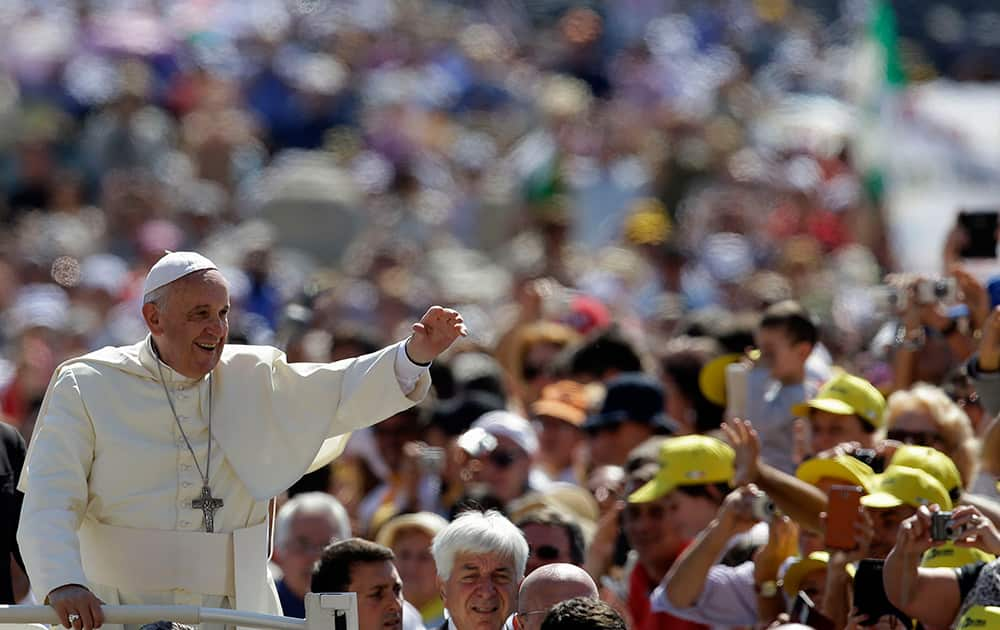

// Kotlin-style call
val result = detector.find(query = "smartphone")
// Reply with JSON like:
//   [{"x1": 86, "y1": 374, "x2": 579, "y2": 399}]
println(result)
[
  {"x1": 824, "y1": 485, "x2": 864, "y2": 550},
  {"x1": 958, "y1": 210, "x2": 999, "y2": 259},
  {"x1": 853, "y1": 559, "x2": 910, "y2": 627},
  {"x1": 791, "y1": 591, "x2": 835, "y2": 630},
  {"x1": 725, "y1": 361, "x2": 749, "y2": 419}
]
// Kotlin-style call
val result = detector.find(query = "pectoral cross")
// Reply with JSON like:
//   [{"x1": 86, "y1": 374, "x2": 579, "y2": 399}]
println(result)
[{"x1": 192, "y1": 485, "x2": 224, "y2": 533}]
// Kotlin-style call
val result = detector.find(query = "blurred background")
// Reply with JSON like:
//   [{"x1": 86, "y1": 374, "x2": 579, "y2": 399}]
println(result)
[{"x1": 0, "y1": 0, "x2": 998, "y2": 447}]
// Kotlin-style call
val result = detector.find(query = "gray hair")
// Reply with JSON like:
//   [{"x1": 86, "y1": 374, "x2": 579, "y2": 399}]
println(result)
[
  {"x1": 431, "y1": 510, "x2": 528, "y2": 582},
  {"x1": 274, "y1": 492, "x2": 351, "y2": 552},
  {"x1": 143, "y1": 284, "x2": 171, "y2": 308}
]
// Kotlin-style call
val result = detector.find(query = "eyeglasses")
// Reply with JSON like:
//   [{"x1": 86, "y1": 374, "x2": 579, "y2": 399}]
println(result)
[
  {"x1": 886, "y1": 429, "x2": 944, "y2": 446},
  {"x1": 487, "y1": 450, "x2": 520, "y2": 469},
  {"x1": 530, "y1": 544, "x2": 562, "y2": 560},
  {"x1": 522, "y1": 363, "x2": 545, "y2": 381},
  {"x1": 517, "y1": 610, "x2": 550, "y2": 618}
]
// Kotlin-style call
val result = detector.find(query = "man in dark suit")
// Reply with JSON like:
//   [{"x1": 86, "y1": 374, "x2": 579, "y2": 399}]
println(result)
[
  {"x1": 0, "y1": 421, "x2": 26, "y2": 604},
  {"x1": 430, "y1": 510, "x2": 527, "y2": 630}
]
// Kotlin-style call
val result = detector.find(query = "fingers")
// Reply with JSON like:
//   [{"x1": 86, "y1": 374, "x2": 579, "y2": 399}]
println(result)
[
  {"x1": 77, "y1": 606, "x2": 94, "y2": 630},
  {"x1": 90, "y1": 597, "x2": 105, "y2": 628},
  {"x1": 54, "y1": 604, "x2": 71, "y2": 630}
]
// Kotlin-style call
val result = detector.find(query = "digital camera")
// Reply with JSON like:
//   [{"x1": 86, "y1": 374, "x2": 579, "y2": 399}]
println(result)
[{"x1": 930, "y1": 511, "x2": 959, "y2": 541}]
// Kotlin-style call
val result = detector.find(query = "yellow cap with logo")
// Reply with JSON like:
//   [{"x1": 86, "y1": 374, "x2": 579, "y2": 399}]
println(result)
[
  {"x1": 860, "y1": 465, "x2": 953, "y2": 511},
  {"x1": 628, "y1": 435, "x2": 734, "y2": 503},
  {"x1": 795, "y1": 455, "x2": 876, "y2": 492},
  {"x1": 791, "y1": 370, "x2": 886, "y2": 429},
  {"x1": 921, "y1": 542, "x2": 995, "y2": 569},
  {"x1": 890, "y1": 445, "x2": 963, "y2": 498},
  {"x1": 956, "y1": 606, "x2": 1000, "y2": 630},
  {"x1": 781, "y1": 551, "x2": 857, "y2": 597}
]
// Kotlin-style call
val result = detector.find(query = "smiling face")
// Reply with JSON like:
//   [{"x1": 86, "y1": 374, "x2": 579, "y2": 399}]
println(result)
[
  {"x1": 439, "y1": 551, "x2": 518, "y2": 630},
  {"x1": 142, "y1": 270, "x2": 230, "y2": 379}
]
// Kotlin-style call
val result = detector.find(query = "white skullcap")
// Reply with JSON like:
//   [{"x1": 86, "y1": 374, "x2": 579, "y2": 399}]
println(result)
[
  {"x1": 472, "y1": 410, "x2": 539, "y2": 456},
  {"x1": 142, "y1": 251, "x2": 218, "y2": 298}
]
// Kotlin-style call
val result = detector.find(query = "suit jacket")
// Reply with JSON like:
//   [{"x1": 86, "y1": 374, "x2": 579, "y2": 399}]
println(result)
[{"x1": 0, "y1": 422, "x2": 26, "y2": 604}]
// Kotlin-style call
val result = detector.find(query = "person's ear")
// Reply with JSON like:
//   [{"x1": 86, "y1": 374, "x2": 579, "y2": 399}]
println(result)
[
  {"x1": 795, "y1": 341, "x2": 813, "y2": 363},
  {"x1": 437, "y1": 576, "x2": 446, "y2": 601},
  {"x1": 142, "y1": 302, "x2": 164, "y2": 335}
]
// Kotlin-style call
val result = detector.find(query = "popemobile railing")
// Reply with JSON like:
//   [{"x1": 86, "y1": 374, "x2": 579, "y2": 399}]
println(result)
[{"x1": 0, "y1": 593, "x2": 358, "y2": 630}]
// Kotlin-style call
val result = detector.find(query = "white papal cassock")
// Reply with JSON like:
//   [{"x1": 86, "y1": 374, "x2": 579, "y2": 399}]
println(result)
[{"x1": 17, "y1": 335, "x2": 430, "y2": 630}]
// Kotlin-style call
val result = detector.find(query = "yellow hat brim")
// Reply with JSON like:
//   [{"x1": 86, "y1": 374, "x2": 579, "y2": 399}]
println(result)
[
  {"x1": 796, "y1": 458, "x2": 874, "y2": 492},
  {"x1": 628, "y1": 473, "x2": 676, "y2": 504},
  {"x1": 860, "y1": 491, "x2": 905, "y2": 509},
  {"x1": 698, "y1": 354, "x2": 742, "y2": 407},
  {"x1": 782, "y1": 558, "x2": 828, "y2": 596},
  {"x1": 792, "y1": 397, "x2": 859, "y2": 419}
]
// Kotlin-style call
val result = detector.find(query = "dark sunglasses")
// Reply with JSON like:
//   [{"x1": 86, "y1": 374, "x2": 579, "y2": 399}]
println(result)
[
  {"x1": 531, "y1": 544, "x2": 562, "y2": 560},
  {"x1": 886, "y1": 429, "x2": 943, "y2": 446},
  {"x1": 522, "y1": 363, "x2": 545, "y2": 381},
  {"x1": 487, "y1": 450, "x2": 519, "y2": 469}
]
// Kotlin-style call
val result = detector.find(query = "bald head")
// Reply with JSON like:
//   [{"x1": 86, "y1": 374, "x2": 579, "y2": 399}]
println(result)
[{"x1": 515, "y1": 564, "x2": 598, "y2": 630}]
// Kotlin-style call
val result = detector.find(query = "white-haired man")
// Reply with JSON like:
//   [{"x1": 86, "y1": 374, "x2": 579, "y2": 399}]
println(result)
[
  {"x1": 431, "y1": 510, "x2": 528, "y2": 630},
  {"x1": 513, "y1": 564, "x2": 597, "y2": 630},
  {"x1": 17, "y1": 251, "x2": 466, "y2": 630},
  {"x1": 272, "y1": 492, "x2": 352, "y2": 618}
]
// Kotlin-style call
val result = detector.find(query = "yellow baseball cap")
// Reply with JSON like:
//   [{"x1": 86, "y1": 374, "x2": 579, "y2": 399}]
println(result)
[
  {"x1": 781, "y1": 551, "x2": 857, "y2": 597},
  {"x1": 795, "y1": 455, "x2": 876, "y2": 493},
  {"x1": 921, "y1": 542, "x2": 995, "y2": 569},
  {"x1": 628, "y1": 435, "x2": 735, "y2": 503},
  {"x1": 956, "y1": 606, "x2": 1000, "y2": 630},
  {"x1": 890, "y1": 445, "x2": 963, "y2": 499},
  {"x1": 791, "y1": 370, "x2": 886, "y2": 429},
  {"x1": 698, "y1": 354, "x2": 743, "y2": 406},
  {"x1": 860, "y1": 465, "x2": 953, "y2": 511}
]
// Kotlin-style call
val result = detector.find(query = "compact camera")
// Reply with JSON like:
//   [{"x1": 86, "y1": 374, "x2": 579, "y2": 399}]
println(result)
[
  {"x1": 751, "y1": 493, "x2": 777, "y2": 522},
  {"x1": 930, "y1": 511, "x2": 960, "y2": 541},
  {"x1": 915, "y1": 278, "x2": 958, "y2": 305}
]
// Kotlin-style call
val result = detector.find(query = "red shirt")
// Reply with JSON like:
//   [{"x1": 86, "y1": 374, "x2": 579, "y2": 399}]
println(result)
[{"x1": 628, "y1": 562, "x2": 709, "y2": 630}]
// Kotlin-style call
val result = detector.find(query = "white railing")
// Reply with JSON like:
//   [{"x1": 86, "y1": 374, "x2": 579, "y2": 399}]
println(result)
[{"x1": 0, "y1": 593, "x2": 358, "y2": 630}]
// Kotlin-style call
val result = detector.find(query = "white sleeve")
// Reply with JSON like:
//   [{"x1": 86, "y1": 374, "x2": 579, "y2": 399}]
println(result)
[{"x1": 394, "y1": 342, "x2": 431, "y2": 396}]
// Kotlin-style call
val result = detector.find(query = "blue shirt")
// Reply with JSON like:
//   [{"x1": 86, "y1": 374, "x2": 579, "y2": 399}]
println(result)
[{"x1": 276, "y1": 579, "x2": 305, "y2": 619}]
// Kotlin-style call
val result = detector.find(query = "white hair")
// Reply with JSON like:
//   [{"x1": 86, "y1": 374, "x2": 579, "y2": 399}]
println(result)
[
  {"x1": 274, "y1": 492, "x2": 351, "y2": 552},
  {"x1": 143, "y1": 284, "x2": 171, "y2": 307},
  {"x1": 431, "y1": 510, "x2": 528, "y2": 582}
]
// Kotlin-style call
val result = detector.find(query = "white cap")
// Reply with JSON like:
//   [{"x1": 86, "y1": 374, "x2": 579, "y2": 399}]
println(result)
[
  {"x1": 471, "y1": 410, "x2": 539, "y2": 456},
  {"x1": 142, "y1": 251, "x2": 218, "y2": 298}
]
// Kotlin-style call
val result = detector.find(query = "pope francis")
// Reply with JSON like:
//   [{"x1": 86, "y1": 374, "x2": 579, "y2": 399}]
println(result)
[{"x1": 17, "y1": 252, "x2": 467, "y2": 630}]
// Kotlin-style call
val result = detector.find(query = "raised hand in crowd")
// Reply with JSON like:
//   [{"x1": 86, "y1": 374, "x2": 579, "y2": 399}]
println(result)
[
  {"x1": 882, "y1": 504, "x2": 970, "y2": 628},
  {"x1": 821, "y1": 509, "x2": 875, "y2": 629},
  {"x1": 952, "y1": 266, "x2": 991, "y2": 331},
  {"x1": 754, "y1": 514, "x2": 799, "y2": 624},
  {"x1": 722, "y1": 418, "x2": 827, "y2": 532},
  {"x1": 406, "y1": 306, "x2": 468, "y2": 364},
  {"x1": 977, "y1": 305, "x2": 1000, "y2": 372}
]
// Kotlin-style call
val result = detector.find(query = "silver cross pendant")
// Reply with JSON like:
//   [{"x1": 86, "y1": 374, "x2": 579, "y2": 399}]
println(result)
[{"x1": 192, "y1": 485, "x2": 224, "y2": 533}]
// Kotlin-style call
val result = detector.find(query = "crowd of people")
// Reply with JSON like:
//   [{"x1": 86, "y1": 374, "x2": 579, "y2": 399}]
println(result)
[{"x1": 2, "y1": 1, "x2": 1000, "y2": 630}]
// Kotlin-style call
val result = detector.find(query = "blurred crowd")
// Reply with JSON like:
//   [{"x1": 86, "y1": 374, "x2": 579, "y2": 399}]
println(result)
[{"x1": 5, "y1": 0, "x2": 1000, "y2": 629}]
